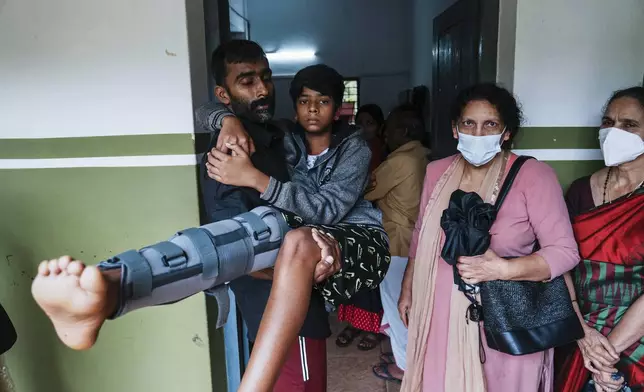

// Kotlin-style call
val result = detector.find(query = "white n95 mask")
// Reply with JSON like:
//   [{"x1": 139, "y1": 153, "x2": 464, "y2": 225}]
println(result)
[
  {"x1": 599, "y1": 127, "x2": 644, "y2": 167},
  {"x1": 457, "y1": 129, "x2": 506, "y2": 167}
]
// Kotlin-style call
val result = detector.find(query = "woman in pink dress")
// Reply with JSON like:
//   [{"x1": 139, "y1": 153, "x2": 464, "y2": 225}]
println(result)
[{"x1": 398, "y1": 83, "x2": 581, "y2": 392}]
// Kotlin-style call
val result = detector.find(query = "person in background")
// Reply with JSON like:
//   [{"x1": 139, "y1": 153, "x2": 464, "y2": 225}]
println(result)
[
  {"x1": 367, "y1": 105, "x2": 430, "y2": 384},
  {"x1": 556, "y1": 87, "x2": 644, "y2": 392},
  {"x1": 356, "y1": 104, "x2": 387, "y2": 174},
  {"x1": 332, "y1": 103, "x2": 389, "y2": 351},
  {"x1": 400, "y1": 83, "x2": 580, "y2": 392}
]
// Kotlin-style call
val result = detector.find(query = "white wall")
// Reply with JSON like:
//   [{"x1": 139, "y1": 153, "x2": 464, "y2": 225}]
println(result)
[
  {"x1": 0, "y1": 0, "x2": 198, "y2": 138},
  {"x1": 245, "y1": 0, "x2": 413, "y2": 117},
  {"x1": 410, "y1": 0, "x2": 459, "y2": 88},
  {"x1": 513, "y1": 0, "x2": 644, "y2": 126},
  {"x1": 496, "y1": 0, "x2": 518, "y2": 91}
]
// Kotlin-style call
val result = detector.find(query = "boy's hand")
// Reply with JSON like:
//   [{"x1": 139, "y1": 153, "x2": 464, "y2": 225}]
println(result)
[
  {"x1": 217, "y1": 117, "x2": 255, "y2": 155},
  {"x1": 312, "y1": 229, "x2": 341, "y2": 283},
  {"x1": 207, "y1": 144, "x2": 269, "y2": 192}
]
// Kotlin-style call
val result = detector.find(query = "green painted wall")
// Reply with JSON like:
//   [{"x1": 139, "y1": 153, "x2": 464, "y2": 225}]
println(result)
[
  {"x1": 544, "y1": 161, "x2": 605, "y2": 191},
  {"x1": 0, "y1": 135, "x2": 226, "y2": 392},
  {"x1": 514, "y1": 127, "x2": 599, "y2": 149},
  {"x1": 514, "y1": 126, "x2": 603, "y2": 190},
  {"x1": 0, "y1": 125, "x2": 605, "y2": 391}
]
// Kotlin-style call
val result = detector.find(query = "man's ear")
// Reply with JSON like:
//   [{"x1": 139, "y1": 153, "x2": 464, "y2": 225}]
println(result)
[
  {"x1": 214, "y1": 85, "x2": 231, "y2": 105},
  {"x1": 334, "y1": 107, "x2": 341, "y2": 121}
]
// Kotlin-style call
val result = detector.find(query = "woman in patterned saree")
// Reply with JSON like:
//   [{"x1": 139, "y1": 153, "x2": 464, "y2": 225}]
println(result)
[{"x1": 556, "y1": 87, "x2": 644, "y2": 392}]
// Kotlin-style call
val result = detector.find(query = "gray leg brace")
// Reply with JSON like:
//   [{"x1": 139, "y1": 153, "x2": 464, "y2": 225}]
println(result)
[{"x1": 98, "y1": 206, "x2": 290, "y2": 328}]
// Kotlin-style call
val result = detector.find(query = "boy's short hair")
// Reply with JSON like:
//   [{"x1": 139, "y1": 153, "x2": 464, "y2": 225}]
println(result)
[
  {"x1": 211, "y1": 40, "x2": 267, "y2": 86},
  {"x1": 289, "y1": 64, "x2": 345, "y2": 109}
]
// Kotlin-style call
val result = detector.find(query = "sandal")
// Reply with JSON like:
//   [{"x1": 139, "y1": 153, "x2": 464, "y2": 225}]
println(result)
[
  {"x1": 335, "y1": 326, "x2": 361, "y2": 347},
  {"x1": 372, "y1": 363, "x2": 402, "y2": 384},
  {"x1": 380, "y1": 352, "x2": 395, "y2": 364},
  {"x1": 357, "y1": 332, "x2": 385, "y2": 351}
]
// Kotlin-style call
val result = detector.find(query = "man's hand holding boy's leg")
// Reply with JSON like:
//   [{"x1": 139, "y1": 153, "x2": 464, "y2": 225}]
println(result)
[{"x1": 312, "y1": 228, "x2": 341, "y2": 283}]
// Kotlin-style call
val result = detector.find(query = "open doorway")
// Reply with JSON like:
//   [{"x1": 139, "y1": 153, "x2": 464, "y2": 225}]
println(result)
[{"x1": 199, "y1": 1, "x2": 494, "y2": 391}]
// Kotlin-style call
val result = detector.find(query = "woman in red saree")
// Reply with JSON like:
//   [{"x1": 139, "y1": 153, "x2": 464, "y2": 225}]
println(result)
[{"x1": 556, "y1": 87, "x2": 644, "y2": 392}]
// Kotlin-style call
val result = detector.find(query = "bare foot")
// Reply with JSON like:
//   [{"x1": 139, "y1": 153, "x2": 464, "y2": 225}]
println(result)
[{"x1": 31, "y1": 256, "x2": 113, "y2": 350}]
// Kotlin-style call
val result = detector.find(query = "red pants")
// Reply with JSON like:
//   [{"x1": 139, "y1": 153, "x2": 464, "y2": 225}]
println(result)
[{"x1": 273, "y1": 337, "x2": 327, "y2": 392}]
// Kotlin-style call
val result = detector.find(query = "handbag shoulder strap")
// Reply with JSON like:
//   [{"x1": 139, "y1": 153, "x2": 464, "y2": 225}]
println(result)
[{"x1": 495, "y1": 155, "x2": 535, "y2": 211}]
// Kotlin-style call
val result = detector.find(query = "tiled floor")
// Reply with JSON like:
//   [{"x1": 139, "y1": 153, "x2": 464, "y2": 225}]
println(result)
[{"x1": 327, "y1": 314, "x2": 401, "y2": 392}]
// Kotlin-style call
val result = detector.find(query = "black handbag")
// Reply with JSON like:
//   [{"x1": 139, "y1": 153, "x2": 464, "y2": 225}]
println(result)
[
  {"x1": 440, "y1": 156, "x2": 584, "y2": 358},
  {"x1": 479, "y1": 156, "x2": 584, "y2": 355}
]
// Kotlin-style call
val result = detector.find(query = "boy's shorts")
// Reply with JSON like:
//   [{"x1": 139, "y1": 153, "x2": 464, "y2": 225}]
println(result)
[
  {"x1": 273, "y1": 337, "x2": 327, "y2": 392},
  {"x1": 282, "y1": 213, "x2": 391, "y2": 308}
]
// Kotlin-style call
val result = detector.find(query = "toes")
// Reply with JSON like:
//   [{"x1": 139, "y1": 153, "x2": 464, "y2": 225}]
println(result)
[
  {"x1": 38, "y1": 261, "x2": 50, "y2": 276},
  {"x1": 58, "y1": 256, "x2": 72, "y2": 271},
  {"x1": 66, "y1": 261, "x2": 86, "y2": 276},
  {"x1": 48, "y1": 259, "x2": 62, "y2": 275},
  {"x1": 79, "y1": 266, "x2": 108, "y2": 294}
]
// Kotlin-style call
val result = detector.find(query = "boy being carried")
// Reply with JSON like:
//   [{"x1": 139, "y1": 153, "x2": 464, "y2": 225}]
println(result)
[{"x1": 32, "y1": 64, "x2": 390, "y2": 392}]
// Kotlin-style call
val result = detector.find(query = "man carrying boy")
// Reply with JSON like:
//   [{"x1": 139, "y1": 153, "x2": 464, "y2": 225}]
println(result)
[
  {"x1": 31, "y1": 41, "x2": 390, "y2": 392},
  {"x1": 203, "y1": 62, "x2": 390, "y2": 392},
  {"x1": 198, "y1": 40, "x2": 333, "y2": 392}
]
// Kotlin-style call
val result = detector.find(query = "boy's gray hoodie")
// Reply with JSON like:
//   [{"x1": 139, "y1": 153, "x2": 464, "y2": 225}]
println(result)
[
  {"x1": 267, "y1": 122, "x2": 383, "y2": 228},
  {"x1": 199, "y1": 103, "x2": 383, "y2": 230}
]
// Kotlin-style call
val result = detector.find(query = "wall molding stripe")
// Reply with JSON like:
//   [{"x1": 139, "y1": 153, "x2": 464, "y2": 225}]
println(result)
[
  {"x1": 0, "y1": 133, "x2": 212, "y2": 159},
  {"x1": 0, "y1": 155, "x2": 200, "y2": 169},
  {"x1": 513, "y1": 148, "x2": 602, "y2": 161},
  {"x1": 0, "y1": 127, "x2": 599, "y2": 160},
  {"x1": 0, "y1": 150, "x2": 600, "y2": 169}
]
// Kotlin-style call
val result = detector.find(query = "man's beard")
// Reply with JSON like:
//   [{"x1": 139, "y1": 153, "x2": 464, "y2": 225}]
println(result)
[{"x1": 229, "y1": 94, "x2": 275, "y2": 123}]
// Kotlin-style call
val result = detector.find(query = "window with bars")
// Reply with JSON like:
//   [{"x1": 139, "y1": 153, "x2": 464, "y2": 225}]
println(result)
[{"x1": 341, "y1": 79, "x2": 360, "y2": 124}]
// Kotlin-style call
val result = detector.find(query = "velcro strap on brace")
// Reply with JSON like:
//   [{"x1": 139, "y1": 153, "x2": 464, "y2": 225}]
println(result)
[
  {"x1": 205, "y1": 220, "x2": 254, "y2": 281},
  {"x1": 175, "y1": 228, "x2": 219, "y2": 279},
  {"x1": 205, "y1": 285, "x2": 231, "y2": 329},
  {"x1": 274, "y1": 211, "x2": 291, "y2": 239},
  {"x1": 111, "y1": 250, "x2": 153, "y2": 300},
  {"x1": 236, "y1": 211, "x2": 271, "y2": 241},
  {"x1": 144, "y1": 241, "x2": 186, "y2": 268}
]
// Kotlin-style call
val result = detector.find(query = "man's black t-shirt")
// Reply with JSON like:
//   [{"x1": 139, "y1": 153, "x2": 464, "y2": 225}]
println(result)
[{"x1": 198, "y1": 117, "x2": 330, "y2": 342}]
